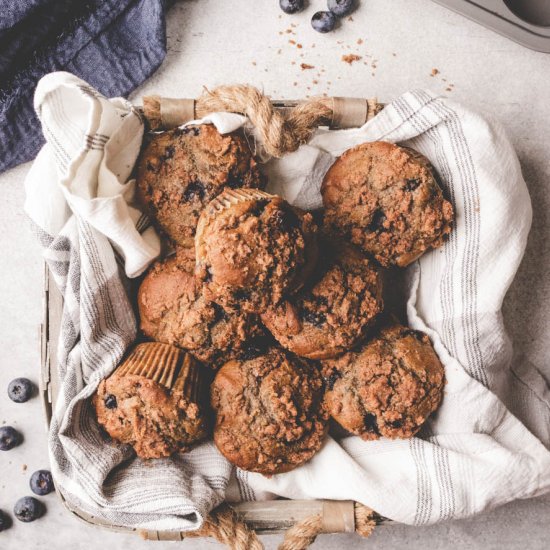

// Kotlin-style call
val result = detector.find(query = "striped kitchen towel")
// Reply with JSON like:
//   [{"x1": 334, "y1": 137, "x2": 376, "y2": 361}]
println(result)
[{"x1": 24, "y1": 71, "x2": 550, "y2": 531}]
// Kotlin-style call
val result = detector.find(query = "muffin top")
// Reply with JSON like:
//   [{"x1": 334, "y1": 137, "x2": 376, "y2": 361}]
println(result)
[
  {"x1": 195, "y1": 189, "x2": 318, "y2": 314},
  {"x1": 322, "y1": 324, "x2": 445, "y2": 440},
  {"x1": 211, "y1": 348, "x2": 328, "y2": 475},
  {"x1": 261, "y1": 240, "x2": 384, "y2": 359},
  {"x1": 94, "y1": 343, "x2": 210, "y2": 459},
  {"x1": 322, "y1": 141, "x2": 453, "y2": 267},
  {"x1": 138, "y1": 252, "x2": 265, "y2": 368},
  {"x1": 136, "y1": 124, "x2": 265, "y2": 248}
]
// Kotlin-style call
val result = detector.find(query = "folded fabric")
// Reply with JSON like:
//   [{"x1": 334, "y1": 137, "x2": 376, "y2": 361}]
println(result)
[
  {"x1": 25, "y1": 72, "x2": 550, "y2": 532},
  {"x1": 0, "y1": 0, "x2": 168, "y2": 174}
]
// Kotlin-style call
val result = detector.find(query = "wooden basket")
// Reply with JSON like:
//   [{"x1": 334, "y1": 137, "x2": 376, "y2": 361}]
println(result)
[{"x1": 39, "y1": 93, "x2": 392, "y2": 547}]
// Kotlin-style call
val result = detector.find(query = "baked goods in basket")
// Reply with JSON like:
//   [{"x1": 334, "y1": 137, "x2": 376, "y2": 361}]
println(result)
[
  {"x1": 94, "y1": 343, "x2": 210, "y2": 459},
  {"x1": 136, "y1": 124, "x2": 265, "y2": 248},
  {"x1": 211, "y1": 348, "x2": 328, "y2": 474},
  {"x1": 195, "y1": 189, "x2": 318, "y2": 313},
  {"x1": 321, "y1": 141, "x2": 453, "y2": 267},
  {"x1": 138, "y1": 252, "x2": 265, "y2": 368},
  {"x1": 322, "y1": 324, "x2": 445, "y2": 440},
  {"x1": 261, "y1": 240, "x2": 383, "y2": 359}
]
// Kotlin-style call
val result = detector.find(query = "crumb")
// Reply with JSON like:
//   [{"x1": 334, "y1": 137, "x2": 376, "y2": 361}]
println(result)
[
  {"x1": 431, "y1": 68, "x2": 439, "y2": 77},
  {"x1": 313, "y1": 79, "x2": 318, "y2": 84},
  {"x1": 357, "y1": 38, "x2": 364, "y2": 45},
  {"x1": 279, "y1": 31, "x2": 283, "y2": 36},
  {"x1": 442, "y1": 78, "x2": 447, "y2": 82},
  {"x1": 294, "y1": 82, "x2": 298, "y2": 86},
  {"x1": 286, "y1": 29, "x2": 293, "y2": 34},
  {"x1": 392, "y1": 52, "x2": 397, "y2": 56},
  {"x1": 277, "y1": 49, "x2": 282, "y2": 54},
  {"x1": 348, "y1": 16, "x2": 354, "y2": 21},
  {"x1": 337, "y1": 41, "x2": 343, "y2": 45},
  {"x1": 307, "y1": 86, "x2": 311, "y2": 91},
  {"x1": 297, "y1": 43, "x2": 303, "y2": 49},
  {"x1": 323, "y1": 93, "x2": 328, "y2": 97},
  {"x1": 342, "y1": 54, "x2": 362, "y2": 65},
  {"x1": 291, "y1": 61, "x2": 296, "y2": 65},
  {"x1": 301, "y1": 63, "x2": 315, "y2": 70},
  {"x1": 22, "y1": 464, "x2": 27, "y2": 472},
  {"x1": 311, "y1": 43, "x2": 316, "y2": 48},
  {"x1": 372, "y1": 72, "x2": 376, "y2": 77},
  {"x1": 449, "y1": 83, "x2": 455, "y2": 87},
  {"x1": 252, "y1": 61, "x2": 256, "y2": 66},
  {"x1": 445, "y1": 87, "x2": 452, "y2": 92},
  {"x1": 291, "y1": 23, "x2": 297, "y2": 28},
  {"x1": 289, "y1": 39, "x2": 296, "y2": 45}
]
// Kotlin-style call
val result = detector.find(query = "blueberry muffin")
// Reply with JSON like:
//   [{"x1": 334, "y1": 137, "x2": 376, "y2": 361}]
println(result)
[
  {"x1": 94, "y1": 343, "x2": 210, "y2": 459},
  {"x1": 195, "y1": 189, "x2": 318, "y2": 314},
  {"x1": 322, "y1": 141, "x2": 453, "y2": 267},
  {"x1": 322, "y1": 324, "x2": 445, "y2": 440},
  {"x1": 261, "y1": 241, "x2": 383, "y2": 359},
  {"x1": 211, "y1": 348, "x2": 328, "y2": 475},
  {"x1": 138, "y1": 253, "x2": 265, "y2": 368},
  {"x1": 136, "y1": 124, "x2": 265, "y2": 248}
]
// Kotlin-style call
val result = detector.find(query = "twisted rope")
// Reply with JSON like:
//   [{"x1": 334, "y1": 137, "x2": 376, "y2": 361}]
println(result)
[
  {"x1": 185, "y1": 504, "x2": 263, "y2": 550},
  {"x1": 142, "y1": 84, "x2": 381, "y2": 158}
]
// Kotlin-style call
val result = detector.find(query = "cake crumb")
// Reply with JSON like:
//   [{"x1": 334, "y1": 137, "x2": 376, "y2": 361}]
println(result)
[
  {"x1": 392, "y1": 52, "x2": 397, "y2": 57},
  {"x1": 289, "y1": 39, "x2": 296, "y2": 45},
  {"x1": 252, "y1": 61, "x2": 256, "y2": 66},
  {"x1": 430, "y1": 68, "x2": 440, "y2": 77},
  {"x1": 342, "y1": 54, "x2": 362, "y2": 65},
  {"x1": 22, "y1": 464, "x2": 27, "y2": 472},
  {"x1": 297, "y1": 43, "x2": 303, "y2": 49},
  {"x1": 348, "y1": 16, "x2": 354, "y2": 21},
  {"x1": 301, "y1": 63, "x2": 315, "y2": 70},
  {"x1": 357, "y1": 38, "x2": 364, "y2": 45}
]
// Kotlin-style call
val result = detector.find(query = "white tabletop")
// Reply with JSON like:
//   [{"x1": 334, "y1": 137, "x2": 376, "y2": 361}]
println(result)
[{"x1": 1, "y1": 1, "x2": 549, "y2": 548}]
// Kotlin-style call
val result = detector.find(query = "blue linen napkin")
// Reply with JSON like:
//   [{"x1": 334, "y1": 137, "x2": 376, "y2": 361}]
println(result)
[{"x1": 0, "y1": 0, "x2": 169, "y2": 174}]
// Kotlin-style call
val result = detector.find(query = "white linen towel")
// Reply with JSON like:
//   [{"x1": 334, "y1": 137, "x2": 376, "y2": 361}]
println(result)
[{"x1": 25, "y1": 72, "x2": 550, "y2": 531}]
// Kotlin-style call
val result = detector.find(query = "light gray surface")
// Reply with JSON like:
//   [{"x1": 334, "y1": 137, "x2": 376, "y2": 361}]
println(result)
[{"x1": 0, "y1": 0, "x2": 549, "y2": 548}]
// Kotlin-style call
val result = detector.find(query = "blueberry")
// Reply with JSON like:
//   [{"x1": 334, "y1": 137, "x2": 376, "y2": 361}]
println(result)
[
  {"x1": 311, "y1": 11, "x2": 337, "y2": 33},
  {"x1": 30, "y1": 470, "x2": 54, "y2": 496},
  {"x1": 7, "y1": 378, "x2": 34, "y2": 403},
  {"x1": 279, "y1": 0, "x2": 304, "y2": 15},
  {"x1": 13, "y1": 497, "x2": 44, "y2": 523},
  {"x1": 0, "y1": 426, "x2": 22, "y2": 451},
  {"x1": 327, "y1": 0, "x2": 356, "y2": 17},
  {"x1": 104, "y1": 394, "x2": 118, "y2": 409},
  {"x1": 0, "y1": 509, "x2": 11, "y2": 532}
]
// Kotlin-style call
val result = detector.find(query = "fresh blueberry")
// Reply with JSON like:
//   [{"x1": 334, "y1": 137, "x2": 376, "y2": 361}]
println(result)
[
  {"x1": 0, "y1": 509, "x2": 11, "y2": 532},
  {"x1": 0, "y1": 426, "x2": 22, "y2": 451},
  {"x1": 30, "y1": 470, "x2": 54, "y2": 496},
  {"x1": 279, "y1": 0, "x2": 305, "y2": 15},
  {"x1": 7, "y1": 377, "x2": 34, "y2": 403},
  {"x1": 13, "y1": 497, "x2": 44, "y2": 522},
  {"x1": 327, "y1": 0, "x2": 356, "y2": 17},
  {"x1": 311, "y1": 11, "x2": 337, "y2": 33}
]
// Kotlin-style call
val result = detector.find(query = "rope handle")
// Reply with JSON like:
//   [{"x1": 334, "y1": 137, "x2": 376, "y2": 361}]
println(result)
[
  {"x1": 138, "y1": 501, "x2": 377, "y2": 549},
  {"x1": 142, "y1": 84, "x2": 382, "y2": 158}
]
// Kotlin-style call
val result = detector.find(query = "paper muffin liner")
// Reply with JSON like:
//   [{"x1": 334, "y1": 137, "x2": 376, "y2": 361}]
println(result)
[
  {"x1": 113, "y1": 342, "x2": 204, "y2": 403},
  {"x1": 205, "y1": 188, "x2": 276, "y2": 217}
]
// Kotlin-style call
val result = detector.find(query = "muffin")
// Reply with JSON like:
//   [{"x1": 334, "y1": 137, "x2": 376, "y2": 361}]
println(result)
[
  {"x1": 261, "y1": 241, "x2": 383, "y2": 359},
  {"x1": 321, "y1": 141, "x2": 454, "y2": 267},
  {"x1": 195, "y1": 189, "x2": 318, "y2": 314},
  {"x1": 322, "y1": 324, "x2": 445, "y2": 440},
  {"x1": 138, "y1": 253, "x2": 265, "y2": 368},
  {"x1": 211, "y1": 348, "x2": 328, "y2": 475},
  {"x1": 94, "y1": 343, "x2": 210, "y2": 459},
  {"x1": 136, "y1": 124, "x2": 265, "y2": 248}
]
